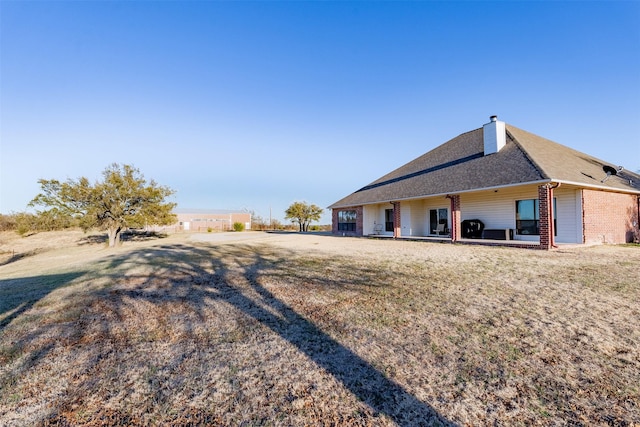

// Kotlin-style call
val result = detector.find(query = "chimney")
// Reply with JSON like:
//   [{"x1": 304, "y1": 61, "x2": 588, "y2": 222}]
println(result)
[{"x1": 483, "y1": 115, "x2": 506, "y2": 155}]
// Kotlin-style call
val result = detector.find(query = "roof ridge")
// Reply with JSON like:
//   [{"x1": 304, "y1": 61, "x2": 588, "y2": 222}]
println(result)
[
  {"x1": 356, "y1": 151, "x2": 484, "y2": 193},
  {"x1": 459, "y1": 127, "x2": 482, "y2": 137}
]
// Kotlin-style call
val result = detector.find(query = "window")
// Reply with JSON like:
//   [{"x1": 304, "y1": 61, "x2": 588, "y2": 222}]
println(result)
[
  {"x1": 337, "y1": 210, "x2": 356, "y2": 231},
  {"x1": 385, "y1": 209, "x2": 394, "y2": 232},
  {"x1": 515, "y1": 198, "x2": 556, "y2": 235}
]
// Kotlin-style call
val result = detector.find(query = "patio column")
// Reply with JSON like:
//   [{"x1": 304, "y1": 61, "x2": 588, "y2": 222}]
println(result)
[
  {"x1": 447, "y1": 195, "x2": 461, "y2": 242},
  {"x1": 392, "y1": 202, "x2": 401, "y2": 238},
  {"x1": 538, "y1": 184, "x2": 553, "y2": 250}
]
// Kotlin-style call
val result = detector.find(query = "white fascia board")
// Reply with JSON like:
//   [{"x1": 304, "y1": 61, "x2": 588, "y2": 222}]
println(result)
[{"x1": 552, "y1": 180, "x2": 640, "y2": 195}]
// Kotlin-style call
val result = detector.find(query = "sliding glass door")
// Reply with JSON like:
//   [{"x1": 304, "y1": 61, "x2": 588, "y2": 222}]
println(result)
[{"x1": 429, "y1": 208, "x2": 449, "y2": 235}]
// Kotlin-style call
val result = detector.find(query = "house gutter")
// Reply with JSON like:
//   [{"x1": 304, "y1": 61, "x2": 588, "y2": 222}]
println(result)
[{"x1": 551, "y1": 179, "x2": 640, "y2": 195}]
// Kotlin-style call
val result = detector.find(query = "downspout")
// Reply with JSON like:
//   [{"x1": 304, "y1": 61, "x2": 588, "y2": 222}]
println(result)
[{"x1": 548, "y1": 182, "x2": 561, "y2": 248}]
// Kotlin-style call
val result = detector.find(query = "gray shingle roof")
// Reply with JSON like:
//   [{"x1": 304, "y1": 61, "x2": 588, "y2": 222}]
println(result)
[{"x1": 329, "y1": 123, "x2": 640, "y2": 209}]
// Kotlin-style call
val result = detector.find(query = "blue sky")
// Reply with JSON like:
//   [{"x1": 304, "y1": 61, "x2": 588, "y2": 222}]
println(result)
[{"x1": 1, "y1": 1, "x2": 639, "y2": 224}]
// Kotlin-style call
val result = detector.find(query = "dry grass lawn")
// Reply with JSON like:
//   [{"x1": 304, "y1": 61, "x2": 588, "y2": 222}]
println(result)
[{"x1": 0, "y1": 230, "x2": 639, "y2": 426}]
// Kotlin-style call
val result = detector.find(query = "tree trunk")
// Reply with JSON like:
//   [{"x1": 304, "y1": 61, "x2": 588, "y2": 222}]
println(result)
[{"x1": 107, "y1": 226, "x2": 122, "y2": 247}]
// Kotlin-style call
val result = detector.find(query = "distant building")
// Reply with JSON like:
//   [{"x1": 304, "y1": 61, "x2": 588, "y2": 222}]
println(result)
[{"x1": 172, "y1": 209, "x2": 252, "y2": 232}]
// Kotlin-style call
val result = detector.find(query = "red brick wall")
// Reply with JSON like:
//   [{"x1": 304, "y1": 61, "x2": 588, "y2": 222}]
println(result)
[
  {"x1": 538, "y1": 185, "x2": 553, "y2": 249},
  {"x1": 332, "y1": 206, "x2": 364, "y2": 236},
  {"x1": 448, "y1": 195, "x2": 461, "y2": 242},
  {"x1": 392, "y1": 202, "x2": 401, "y2": 238},
  {"x1": 582, "y1": 190, "x2": 639, "y2": 244}
]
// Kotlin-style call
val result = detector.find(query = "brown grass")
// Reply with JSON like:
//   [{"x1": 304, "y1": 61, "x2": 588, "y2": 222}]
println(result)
[{"x1": 0, "y1": 231, "x2": 639, "y2": 426}]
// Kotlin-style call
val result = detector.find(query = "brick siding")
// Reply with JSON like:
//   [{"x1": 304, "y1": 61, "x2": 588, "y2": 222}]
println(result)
[
  {"x1": 582, "y1": 190, "x2": 639, "y2": 244},
  {"x1": 538, "y1": 185, "x2": 553, "y2": 249},
  {"x1": 332, "y1": 206, "x2": 364, "y2": 236},
  {"x1": 392, "y1": 202, "x2": 401, "y2": 238},
  {"x1": 448, "y1": 195, "x2": 461, "y2": 242}
]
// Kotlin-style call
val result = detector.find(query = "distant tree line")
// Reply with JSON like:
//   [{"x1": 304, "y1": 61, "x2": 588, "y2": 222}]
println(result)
[
  {"x1": 2, "y1": 164, "x2": 176, "y2": 247},
  {"x1": 1, "y1": 167, "x2": 331, "y2": 241},
  {"x1": 1, "y1": 204, "x2": 331, "y2": 236},
  {"x1": 0, "y1": 211, "x2": 77, "y2": 236},
  {"x1": 245, "y1": 209, "x2": 330, "y2": 232}
]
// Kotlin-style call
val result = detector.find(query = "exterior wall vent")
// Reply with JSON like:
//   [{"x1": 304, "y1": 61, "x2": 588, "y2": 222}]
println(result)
[{"x1": 483, "y1": 115, "x2": 506, "y2": 155}]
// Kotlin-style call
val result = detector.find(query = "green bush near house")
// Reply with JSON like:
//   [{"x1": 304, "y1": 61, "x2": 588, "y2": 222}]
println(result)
[{"x1": 233, "y1": 222, "x2": 245, "y2": 232}]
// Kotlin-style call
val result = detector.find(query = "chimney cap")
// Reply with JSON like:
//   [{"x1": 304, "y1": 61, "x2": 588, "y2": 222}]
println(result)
[{"x1": 489, "y1": 115, "x2": 498, "y2": 122}]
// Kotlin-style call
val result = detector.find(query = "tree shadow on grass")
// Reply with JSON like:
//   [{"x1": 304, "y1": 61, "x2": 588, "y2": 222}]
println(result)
[
  {"x1": 115, "y1": 243, "x2": 454, "y2": 425},
  {"x1": 0, "y1": 249, "x2": 45, "y2": 267},
  {"x1": 0, "y1": 272, "x2": 87, "y2": 330},
  {"x1": 120, "y1": 230, "x2": 170, "y2": 242},
  {"x1": 211, "y1": 248, "x2": 452, "y2": 426},
  {"x1": 77, "y1": 230, "x2": 169, "y2": 246},
  {"x1": 6, "y1": 242, "x2": 454, "y2": 426},
  {"x1": 76, "y1": 234, "x2": 107, "y2": 245}
]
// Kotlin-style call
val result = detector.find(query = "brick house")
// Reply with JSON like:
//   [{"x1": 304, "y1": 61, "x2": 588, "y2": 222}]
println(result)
[{"x1": 329, "y1": 116, "x2": 640, "y2": 249}]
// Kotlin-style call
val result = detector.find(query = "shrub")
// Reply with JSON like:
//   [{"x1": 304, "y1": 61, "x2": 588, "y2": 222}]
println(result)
[
  {"x1": 0, "y1": 214, "x2": 17, "y2": 231},
  {"x1": 233, "y1": 222, "x2": 245, "y2": 232},
  {"x1": 15, "y1": 212, "x2": 37, "y2": 236},
  {"x1": 3, "y1": 211, "x2": 78, "y2": 236}
]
